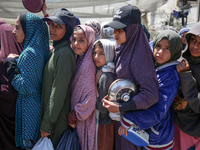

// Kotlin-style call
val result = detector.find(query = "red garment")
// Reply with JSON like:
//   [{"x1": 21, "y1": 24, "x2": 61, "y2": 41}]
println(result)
[{"x1": 0, "y1": 22, "x2": 23, "y2": 60}]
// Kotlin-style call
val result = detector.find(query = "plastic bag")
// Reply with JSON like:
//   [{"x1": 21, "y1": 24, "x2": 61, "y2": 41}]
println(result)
[
  {"x1": 56, "y1": 127, "x2": 80, "y2": 150},
  {"x1": 32, "y1": 137, "x2": 54, "y2": 150}
]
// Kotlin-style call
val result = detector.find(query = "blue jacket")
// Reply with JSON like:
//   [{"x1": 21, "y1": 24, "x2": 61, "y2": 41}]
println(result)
[{"x1": 121, "y1": 62, "x2": 179, "y2": 149}]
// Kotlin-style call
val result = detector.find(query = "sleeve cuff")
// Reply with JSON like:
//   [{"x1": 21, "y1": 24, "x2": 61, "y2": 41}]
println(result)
[
  {"x1": 119, "y1": 100, "x2": 137, "y2": 113},
  {"x1": 40, "y1": 120, "x2": 52, "y2": 133}
]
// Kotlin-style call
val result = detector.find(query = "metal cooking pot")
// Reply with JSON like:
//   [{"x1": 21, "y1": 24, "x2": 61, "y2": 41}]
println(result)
[{"x1": 108, "y1": 79, "x2": 139, "y2": 103}]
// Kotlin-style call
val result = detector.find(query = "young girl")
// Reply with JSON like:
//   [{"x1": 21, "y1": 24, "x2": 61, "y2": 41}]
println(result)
[
  {"x1": 119, "y1": 30, "x2": 182, "y2": 150},
  {"x1": 173, "y1": 22, "x2": 200, "y2": 150},
  {"x1": 4, "y1": 13, "x2": 50, "y2": 149},
  {"x1": 68, "y1": 25, "x2": 96, "y2": 150},
  {"x1": 40, "y1": 8, "x2": 76, "y2": 148},
  {"x1": 103, "y1": 4, "x2": 159, "y2": 150},
  {"x1": 93, "y1": 39, "x2": 115, "y2": 150}
]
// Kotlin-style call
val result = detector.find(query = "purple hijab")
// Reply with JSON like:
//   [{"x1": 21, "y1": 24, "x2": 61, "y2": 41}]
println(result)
[
  {"x1": 71, "y1": 25, "x2": 96, "y2": 150},
  {"x1": 115, "y1": 24, "x2": 159, "y2": 110},
  {"x1": 0, "y1": 23, "x2": 23, "y2": 60}
]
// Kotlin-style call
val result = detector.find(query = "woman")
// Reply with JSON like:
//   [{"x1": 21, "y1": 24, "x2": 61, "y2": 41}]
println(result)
[
  {"x1": 0, "y1": 21, "x2": 23, "y2": 150},
  {"x1": 4, "y1": 13, "x2": 50, "y2": 149},
  {"x1": 40, "y1": 8, "x2": 77, "y2": 148},
  {"x1": 103, "y1": 5, "x2": 159, "y2": 150}
]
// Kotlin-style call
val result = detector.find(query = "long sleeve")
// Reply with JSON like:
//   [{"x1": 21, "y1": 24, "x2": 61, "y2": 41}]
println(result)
[
  {"x1": 96, "y1": 73, "x2": 115, "y2": 114},
  {"x1": 40, "y1": 52, "x2": 75, "y2": 132},
  {"x1": 179, "y1": 71, "x2": 200, "y2": 113},
  {"x1": 122, "y1": 67, "x2": 179, "y2": 130},
  {"x1": 3, "y1": 58, "x2": 19, "y2": 82}
]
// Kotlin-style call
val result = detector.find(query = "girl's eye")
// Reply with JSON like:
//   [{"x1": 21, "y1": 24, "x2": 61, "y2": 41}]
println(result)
[{"x1": 57, "y1": 25, "x2": 61, "y2": 28}]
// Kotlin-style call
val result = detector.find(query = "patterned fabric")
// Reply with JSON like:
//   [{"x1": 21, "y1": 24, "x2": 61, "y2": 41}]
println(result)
[
  {"x1": 0, "y1": 23, "x2": 23, "y2": 60},
  {"x1": 12, "y1": 13, "x2": 50, "y2": 148},
  {"x1": 93, "y1": 39, "x2": 115, "y2": 73},
  {"x1": 85, "y1": 19, "x2": 101, "y2": 41},
  {"x1": 71, "y1": 25, "x2": 96, "y2": 150},
  {"x1": 115, "y1": 24, "x2": 159, "y2": 110}
]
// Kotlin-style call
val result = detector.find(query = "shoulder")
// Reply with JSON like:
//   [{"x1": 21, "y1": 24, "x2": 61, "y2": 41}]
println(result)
[{"x1": 100, "y1": 72, "x2": 115, "y2": 84}]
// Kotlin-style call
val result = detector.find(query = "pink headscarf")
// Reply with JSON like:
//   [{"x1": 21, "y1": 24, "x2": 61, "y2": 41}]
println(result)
[
  {"x1": 0, "y1": 22, "x2": 23, "y2": 60},
  {"x1": 71, "y1": 25, "x2": 97, "y2": 150},
  {"x1": 85, "y1": 19, "x2": 101, "y2": 41}
]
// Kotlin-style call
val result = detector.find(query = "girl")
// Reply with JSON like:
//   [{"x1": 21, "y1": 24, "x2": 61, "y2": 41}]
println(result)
[
  {"x1": 40, "y1": 8, "x2": 77, "y2": 148},
  {"x1": 173, "y1": 22, "x2": 200, "y2": 150},
  {"x1": 103, "y1": 4, "x2": 159, "y2": 150},
  {"x1": 68, "y1": 25, "x2": 97, "y2": 150},
  {"x1": 119, "y1": 30, "x2": 182, "y2": 150},
  {"x1": 93, "y1": 39, "x2": 115, "y2": 150},
  {"x1": 0, "y1": 21, "x2": 23, "y2": 150},
  {"x1": 4, "y1": 13, "x2": 50, "y2": 148}
]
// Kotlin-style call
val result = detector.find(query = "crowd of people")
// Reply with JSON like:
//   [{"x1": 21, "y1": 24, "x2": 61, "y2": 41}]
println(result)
[{"x1": 0, "y1": 3, "x2": 200, "y2": 150}]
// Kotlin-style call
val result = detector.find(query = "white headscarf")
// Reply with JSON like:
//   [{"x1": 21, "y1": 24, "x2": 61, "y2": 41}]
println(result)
[{"x1": 93, "y1": 39, "x2": 115, "y2": 73}]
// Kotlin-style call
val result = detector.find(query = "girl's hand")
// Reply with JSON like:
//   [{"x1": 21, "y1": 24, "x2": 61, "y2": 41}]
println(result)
[
  {"x1": 118, "y1": 125, "x2": 128, "y2": 136},
  {"x1": 7, "y1": 53, "x2": 19, "y2": 59},
  {"x1": 176, "y1": 59, "x2": 190, "y2": 72},
  {"x1": 69, "y1": 123, "x2": 76, "y2": 128},
  {"x1": 103, "y1": 97, "x2": 120, "y2": 113},
  {"x1": 40, "y1": 129, "x2": 51, "y2": 138},
  {"x1": 42, "y1": 2, "x2": 48, "y2": 16}
]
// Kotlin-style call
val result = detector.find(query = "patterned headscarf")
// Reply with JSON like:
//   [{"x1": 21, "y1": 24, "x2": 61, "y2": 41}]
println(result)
[
  {"x1": 71, "y1": 25, "x2": 97, "y2": 150},
  {"x1": 12, "y1": 13, "x2": 50, "y2": 148},
  {"x1": 153, "y1": 30, "x2": 182, "y2": 67},
  {"x1": 93, "y1": 39, "x2": 115, "y2": 73},
  {"x1": 85, "y1": 19, "x2": 101, "y2": 41},
  {"x1": 0, "y1": 20, "x2": 6, "y2": 25},
  {"x1": 0, "y1": 23, "x2": 23, "y2": 60}
]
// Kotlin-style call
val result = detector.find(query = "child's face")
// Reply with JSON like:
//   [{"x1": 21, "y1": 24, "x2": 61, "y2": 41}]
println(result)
[
  {"x1": 181, "y1": 31, "x2": 187, "y2": 45},
  {"x1": 154, "y1": 39, "x2": 171, "y2": 64},
  {"x1": 93, "y1": 44, "x2": 106, "y2": 67},
  {"x1": 113, "y1": 29, "x2": 126, "y2": 44},
  {"x1": 71, "y1": 29, "x2": 88, "y2": 55},
  {"x1": 189, "y1": 35, "x2": 200, "y2": 57},
  {"x1": 49, "y1": 21, "x2": 66, "y2": 41}
]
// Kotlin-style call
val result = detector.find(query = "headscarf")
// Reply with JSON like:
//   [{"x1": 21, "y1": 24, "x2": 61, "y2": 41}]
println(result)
[
  {"x1": 142, "y1": 23, "x2": 150, "y2": 41},
  {"x1": 93, "y1": 39, "x2": 115, "y2": 73},
  {"x1": 85, "y1": 19, "x2": 101, "y2": 41},
  {"x1": 115, "y1": 23, "x2": 159, "y2": 110},
  {"x1": 100, "y1": 21, "x2": 115, "y2": 41},
  {"x1": 179, "y1": 28, "x2": 189, "y2": 36},
  {"x1": 13, "y1": 13, "x2": 50, "y2": 148},
  {"x1": 183, "y1": 22, "x2": 200, "y2": 60},
  {"x1": 0, "y1": 20, "x2": 6, "y2": 25},
  {"x1": 0, "y1": 23, "x2": 23, "y2": 60},
  {"x1": 71, "y1": 25, "x2": 96, "y2": 150},
  {"x1": 153, "y1": 30, "x2": 182, "y2": 67}
]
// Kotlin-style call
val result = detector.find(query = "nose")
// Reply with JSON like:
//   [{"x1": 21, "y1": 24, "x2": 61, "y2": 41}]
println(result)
[
  {"x1": 113, "y1": 29, "x2": 119, "y2": 36},
  {"x1": 194, "y1": 41, "x2": 200, "y2": 49},
  {"x1": 50, "y1": 25, "x2": 55, "y2": 32}
]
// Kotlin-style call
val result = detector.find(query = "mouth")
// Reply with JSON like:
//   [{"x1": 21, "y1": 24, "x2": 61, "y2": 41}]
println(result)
[
  {"x1": 50, "y1": 33, "x2": 56, "y2": 37},
  {"x1": 155, "y1": 56, "x2": 163, "y2": 60},
  {"x1": 190, "y1": 49, "x2": 199, "y2": 54}
]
